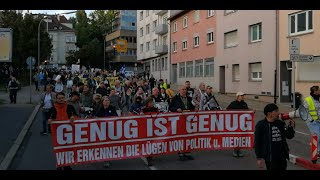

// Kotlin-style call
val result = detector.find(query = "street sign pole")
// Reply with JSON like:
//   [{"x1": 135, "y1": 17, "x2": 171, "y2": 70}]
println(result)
[
  {"x1": 26, "y1": 56, "x2": 36, "y2": 104},
  {"x1": 29, "y1": 64, "x2": 32, "y2": 104},
  {"x1": 289, "y1": 38, "x2": 300, "y2": 109}
]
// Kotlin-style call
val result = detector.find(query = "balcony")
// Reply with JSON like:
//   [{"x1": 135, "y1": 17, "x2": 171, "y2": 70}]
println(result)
[
  {"x1": 154, "y1": 10, "x2": 168, "y2": 16},
  {"x1": 155, "y1": 24, "x2": 168, "y2": 35},
  {"x1": 155, "y1": 45, "x2": 168, "y2": 54}
]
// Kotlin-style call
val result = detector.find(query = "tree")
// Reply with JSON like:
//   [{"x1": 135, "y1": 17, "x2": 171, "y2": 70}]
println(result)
[
  {"x1": 72, "y1": 10, "x2": 117, "y2": 68},
  {"x1": 0, "y1": 11, "x2": 52, "y2": 68}
]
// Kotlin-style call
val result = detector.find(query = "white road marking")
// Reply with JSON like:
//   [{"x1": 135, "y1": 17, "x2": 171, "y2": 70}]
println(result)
[
  {"x1": 141, "y1": 157, "x2": 157, "y2": 170},
  {"x1": 296, "y1": 131, "x2": 309, "y2": 136}
]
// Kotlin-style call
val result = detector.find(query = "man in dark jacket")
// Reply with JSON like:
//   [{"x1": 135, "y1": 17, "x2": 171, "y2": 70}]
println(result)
[
  {"x1": 169, "y1": 85, "x2": 195, "y2": 161},
  {"x1": 226, "y1": 91, "x2": 253, "y2": 157},
  {"x1": 254, "y1": 103, "x2": 295, "y2": 170}
]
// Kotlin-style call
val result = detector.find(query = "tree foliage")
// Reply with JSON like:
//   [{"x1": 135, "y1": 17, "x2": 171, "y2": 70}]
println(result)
[
  {"x1": 67, "y1": 10, "x2": 116, "y2": 68},
  {"x1": 0, "y1": 10, "x2": 52, "y2": 68}
]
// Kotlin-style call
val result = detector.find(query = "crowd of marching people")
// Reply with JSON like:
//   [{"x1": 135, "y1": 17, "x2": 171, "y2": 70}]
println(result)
[{"x1": 35, "y1": 67, "x2": 297, "y2": 170}]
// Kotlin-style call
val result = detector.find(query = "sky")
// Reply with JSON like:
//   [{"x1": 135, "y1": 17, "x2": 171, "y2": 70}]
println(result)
[{"x1": 27, "y1": 10, "x2": 93, "y2": 19}]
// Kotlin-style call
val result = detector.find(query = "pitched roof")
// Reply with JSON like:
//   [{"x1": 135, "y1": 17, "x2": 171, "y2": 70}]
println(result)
[{"x1": 47, "y1": 15, "x2": 74, "y2": 32}]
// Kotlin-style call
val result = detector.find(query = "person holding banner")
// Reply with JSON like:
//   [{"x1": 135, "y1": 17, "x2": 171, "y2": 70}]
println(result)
[
  {"x1": 254, "y1": 103, "x2": 295, "y2": 170},
  {"x1": 96, "y1": 96, "x2": 118, "y2": 168},
  {"x1": 129, "y1": 96, "x2": 144, "y2": 115},
  {"x1": 226, "y1": 91, "x2": 253, "y2": 158},
  {"x1": 169, "y1": 85, "x2": 195, "y2": 161},
  {"x1": 142, "y1": 97, "x2": 159, "y2": 166},
  {"x1": 48, "y1": 92, "x2": 78, "y2": 171}
]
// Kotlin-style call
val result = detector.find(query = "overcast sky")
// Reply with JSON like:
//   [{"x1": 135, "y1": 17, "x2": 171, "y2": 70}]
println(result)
[{"x1": 27, "y1": 10, "x2": 93, "y2": 19}]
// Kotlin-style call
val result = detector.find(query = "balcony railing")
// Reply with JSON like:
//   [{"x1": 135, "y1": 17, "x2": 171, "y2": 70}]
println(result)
[
  {"x1": 154, "y1": 10, "x2": 168, "y2": 16},
  {"x1": 155, "y1": 45, "x2": 168, "y2": 54},
  {"x1": 155, "y1": 24, "x2": 168, "y2": 35}
]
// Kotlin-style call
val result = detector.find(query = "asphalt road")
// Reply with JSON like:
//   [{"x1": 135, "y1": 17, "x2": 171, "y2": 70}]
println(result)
[
  {"x1": 0, "y1": 104, "x2": 34, "y2": 163},
  {"x1": 9, "y1": 102, "x2": 306, "y2": 170}
]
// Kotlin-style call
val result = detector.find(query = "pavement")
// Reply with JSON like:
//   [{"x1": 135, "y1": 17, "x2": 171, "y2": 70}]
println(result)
[
  {"x1": 0, "y1": 84, "x2": 314, "y2": 170},
  {"x1": 0, "y1": 84, "x2": 41, "y2": 170}
]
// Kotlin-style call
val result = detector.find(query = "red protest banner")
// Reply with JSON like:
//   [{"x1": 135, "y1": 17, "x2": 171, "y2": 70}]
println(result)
[{"x1": 50, "y1": 110, "x2": 254, "y2": 167}]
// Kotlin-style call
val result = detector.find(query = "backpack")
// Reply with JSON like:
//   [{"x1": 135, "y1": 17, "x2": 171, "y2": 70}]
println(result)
[{"x1": 10, "y1": 81, "x2": 18, "y2": 88}]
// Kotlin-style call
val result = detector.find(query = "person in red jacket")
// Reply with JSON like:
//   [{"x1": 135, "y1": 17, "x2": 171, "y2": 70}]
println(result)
[{"x1": 48, "y1": 92, "x2": 77, "y2": 171}]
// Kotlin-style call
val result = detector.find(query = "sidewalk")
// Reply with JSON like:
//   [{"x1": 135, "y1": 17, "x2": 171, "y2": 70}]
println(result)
[{"x1": 0, "y1": 85, "x2": 41, "y2": 169}]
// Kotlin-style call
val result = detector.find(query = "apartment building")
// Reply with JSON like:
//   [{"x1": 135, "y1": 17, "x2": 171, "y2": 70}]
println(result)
[
  {"x1": 47, "y1": 15, "x2": 77, "y2": 65},
  {"x1": 169, "y1": 10, "x2": 216, "y2": 88},
  {"x1": 105, "y1": 10, "x2": 137, "y2": 71},
  {"x1": 215, "y1": 10, "x2": 277, "y2": 101},
  {"x1": 137, "y1": 10, "x2": 170, "y2": 82},
  {"x1": 279, "y1": 10, "x2": 320, "y2": 102}
]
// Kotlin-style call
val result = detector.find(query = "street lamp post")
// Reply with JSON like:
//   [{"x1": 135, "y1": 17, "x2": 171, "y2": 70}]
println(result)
[{"x1": 38, "y1": 16, "x2": 51, "y2": 69}]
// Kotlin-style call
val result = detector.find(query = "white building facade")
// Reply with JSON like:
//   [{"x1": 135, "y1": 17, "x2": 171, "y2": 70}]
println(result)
[
  {"x1": 48, "y1": 15, "x2": 77, "y2": 65},
  {"x1": 137, "y1": 10, "x2": 170, "y2": 83}
]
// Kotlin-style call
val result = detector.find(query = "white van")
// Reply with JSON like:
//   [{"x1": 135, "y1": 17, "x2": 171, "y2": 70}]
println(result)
[{"x1": 125, "y1": 71, "x2": 135, "y2": 78}]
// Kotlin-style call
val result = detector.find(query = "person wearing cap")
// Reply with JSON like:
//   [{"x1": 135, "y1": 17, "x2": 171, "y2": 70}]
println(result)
[
  {"x1": 226, "y1": 91, "x2": 252, "y2": 157},
  {"x1": 302, "y1": 85, "x2": 320, "y2": 156},
  {"x1": 200, "y1": 85, "x2": 220, "y2": 111},
  {"x1": 254, "y1": 103, "x2": 295, "y2": 170}
]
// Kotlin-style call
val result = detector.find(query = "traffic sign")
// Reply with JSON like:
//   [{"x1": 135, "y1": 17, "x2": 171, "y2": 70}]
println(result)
[
  {"x1": 289, "y1": 38, "x2": 300, "y2": 55},
  {"x1": 115, "y1": 39, "x2": 127, "y2": 53},
  {"x1": 290, "y1": 54, "x2": 314, "y2": 62},
  {"x1": 26, "y1": 56, "x2": 36, "y2": 66}
]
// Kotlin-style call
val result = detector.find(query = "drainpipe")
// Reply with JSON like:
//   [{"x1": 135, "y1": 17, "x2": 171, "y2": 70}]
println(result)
[
  {"x1": 274, "y1": 10, "x2": 279, "y2": 104},
  {"x1": 168, "y1": 12, "x2": 172, "y2": 84}
]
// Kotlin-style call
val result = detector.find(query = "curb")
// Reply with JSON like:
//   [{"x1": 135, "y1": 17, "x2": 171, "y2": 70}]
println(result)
[
  {"x1": 289, "y1": 154, "x2": 320, "y2": 170},
  {"x1": 0, "y1": 104, "x2": 40, "y2": 170}
]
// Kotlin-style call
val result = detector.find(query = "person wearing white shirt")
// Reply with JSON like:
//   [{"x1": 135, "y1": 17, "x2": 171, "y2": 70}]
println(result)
[{"x1": 40, "y1": 85, "x2": 56, "y2": 135}]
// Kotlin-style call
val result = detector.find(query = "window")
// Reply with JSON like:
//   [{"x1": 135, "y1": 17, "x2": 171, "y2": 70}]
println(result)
[
  {"x1": 195, "y1": 60, "x2": 203, "y2": 77},
  {"x1": 161, "y1": 58, "x2": 165, "y2": 71},
  {"x1": 140, "y1": 11, "x2": 143, "y2": 21},
  {"x1": 194, "y1": 10, "x2": 200, "y2": 23},
  {"x1": 183, "y1": 16, "x2": 188, "y2": 28},
  {"x1": 140, "y1": 44, "x2": 143, "y2": 53},
  {"x1": 289, "y1": 10, "x2": 313, "y2": 35},
  {"x1": 162, "y1": 35, "x2": 167, "y2": 45},
  {"x1": 146, "y1": 10, "x2": 149, "y2": 17},
  {"x1": 250, "y1": 23, "x2": 262, "y2": 42},
  {"x1": 207, "y1": 32, "x2": 214, "y2": 43},
  {"x1": 65, "y1": 36, "x2": 75, "y2": 43},
  {"x1": 146, "y1": 24, "x2": 150, "y2": 34},
  {"x1": 249, "y1": 62, "x2": 262, "y2": 81},
  {"x1": 158, "y1": 59, "x2": 161, "y2": 71},
  {"x1": 193, "y1": 36, "x2": 200, "y2": 47},
  {"x1": 152, "y1": 20, "x2": 157, "y2": 32},
  {"x1": 179, "y1": 62, "x2": 186, "y2": 78},
  {"x1": 207, "y1": 10, "x2": 214, "y2": 17},
  {"x1": 232, "y1": 64, "x2": 240, "y2": 81},
  {"x1": 165, "y1": 57, "x2": 168, "y2": 70},
  {"x1": 133, "y1": 37, "x2": 137, "y2": 43},
  {"x1": 224, "y1": 30, "x2": 238, "y2": 48},
  {"x1": 152, "y1": 60, "x2": 155, "y2": 71},
  {"x1": 173, "y1": 21, "x2": 177, "y2": 32},
  {"x1": 182, "y1": 40, "x2": 188, "y2": 50},
  {"x1": 140, "y1": 27, "x2": 143, "y2": 37},
  {"x1": 146, "y1": 41, "x2": 150, "y2": 52},
  {"x1": 132, "y1": 22, "x2": 135, "y2": 26},
  {"x1": 152, "y1": 39, "x2": 157, "y2": 50},
  {"x1": 173, "y1": 42, "x2": 177, "y2": 52},
  {"x1": 155, "y1": 59, "x2": 158, "y2": 71},
  {"x1": 204, "y1": 58, "x2": 214, "y2": 77},
  {"x1": 186, "y1": 61, "x2": 193, "y2": 77}
]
